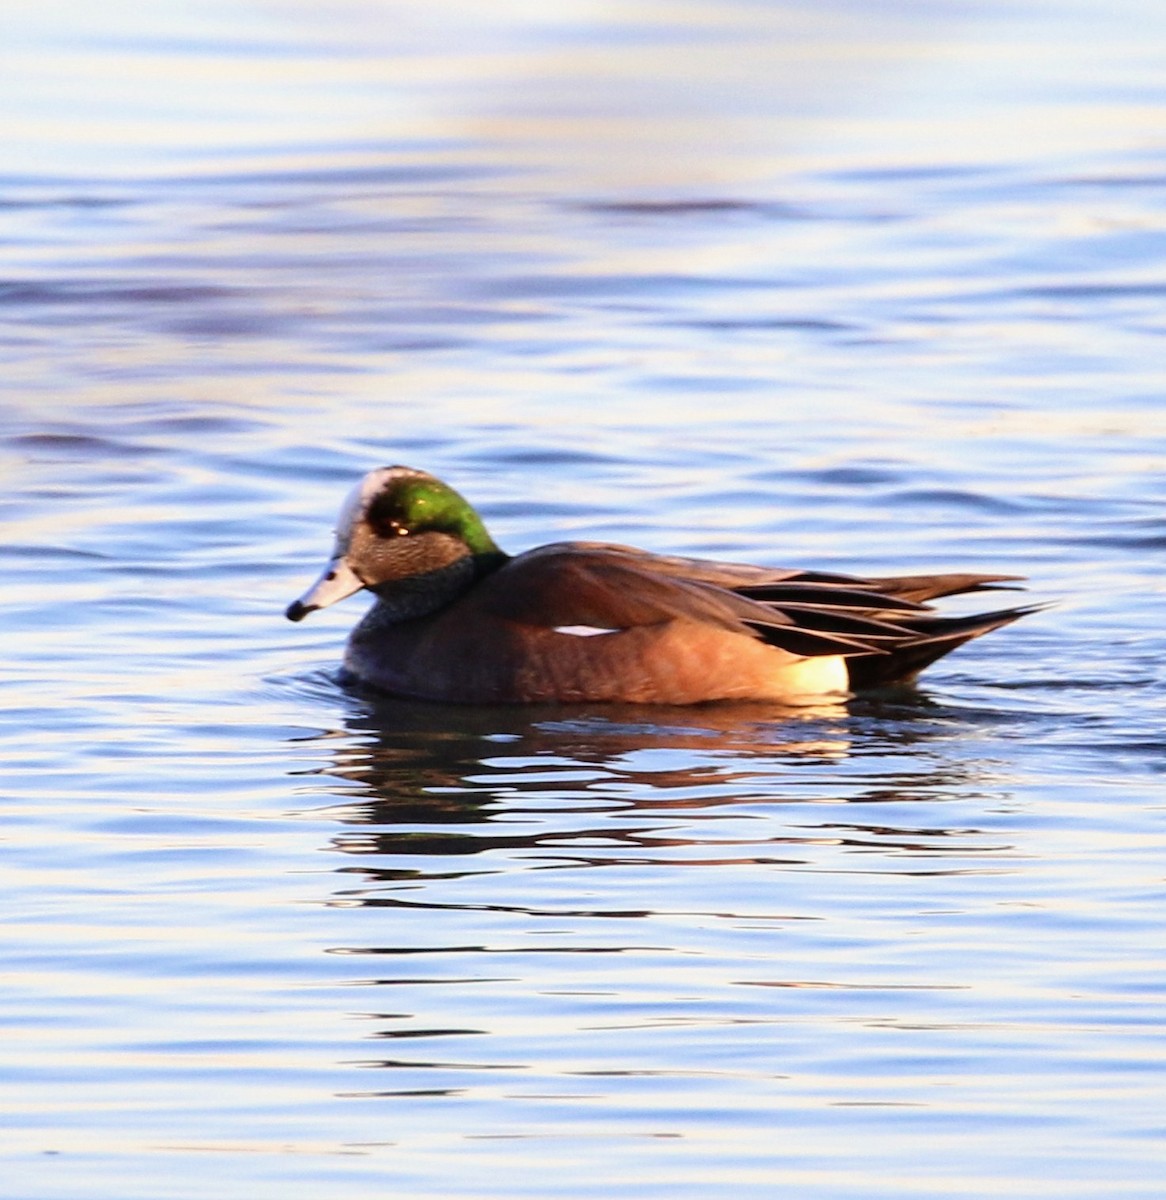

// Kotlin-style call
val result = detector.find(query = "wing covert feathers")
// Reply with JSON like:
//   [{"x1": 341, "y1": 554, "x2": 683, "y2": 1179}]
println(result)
[{"x1": 478, "y1": 543, "x2": 1035, "y2": 688}]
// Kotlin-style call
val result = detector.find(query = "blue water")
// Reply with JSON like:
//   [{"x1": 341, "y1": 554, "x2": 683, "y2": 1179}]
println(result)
[{"x1": 3, "y1": 2, "x2": 1166, "y2": 1197}]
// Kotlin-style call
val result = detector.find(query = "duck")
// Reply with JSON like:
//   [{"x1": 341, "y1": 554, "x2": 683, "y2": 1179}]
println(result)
[{"x1": 286, "y1": 465, "x2": 1037, "y2": 705}]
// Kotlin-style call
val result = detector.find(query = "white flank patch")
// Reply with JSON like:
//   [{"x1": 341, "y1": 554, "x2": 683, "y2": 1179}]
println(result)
[{"x1": 553, "y1": 625, "x2": 621, "y2": 637}]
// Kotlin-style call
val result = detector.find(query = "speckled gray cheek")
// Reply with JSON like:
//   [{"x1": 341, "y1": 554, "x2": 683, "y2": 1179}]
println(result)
[{"x1": 344, "y1": 522, "x2": 412, "y2": 585}]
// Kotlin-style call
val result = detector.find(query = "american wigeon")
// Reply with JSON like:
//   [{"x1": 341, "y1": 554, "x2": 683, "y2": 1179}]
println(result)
[{"x1": 286, "y1": 466, "x2": 1036, "y2": 704}]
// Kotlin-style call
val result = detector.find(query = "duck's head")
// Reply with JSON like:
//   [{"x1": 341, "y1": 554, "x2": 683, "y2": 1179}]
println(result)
[{"x1": 286, "y1": 466, "x2": 506, "y2": 623}]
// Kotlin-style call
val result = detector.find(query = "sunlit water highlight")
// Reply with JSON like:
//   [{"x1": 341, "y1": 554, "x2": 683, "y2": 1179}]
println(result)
[{"x1": 3, "y1": 2, "x2": 1166, "y2": 1198}]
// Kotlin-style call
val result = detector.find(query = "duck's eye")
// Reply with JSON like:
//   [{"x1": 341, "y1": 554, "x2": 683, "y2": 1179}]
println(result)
[{"x1": 388, "y1": 520, "x2": 410, "y2": 537}]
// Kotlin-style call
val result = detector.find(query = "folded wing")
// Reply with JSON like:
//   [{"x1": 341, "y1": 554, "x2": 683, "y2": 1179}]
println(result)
[{"x1": 478, "y1": 542, "x2": 1037, "y2": 682}]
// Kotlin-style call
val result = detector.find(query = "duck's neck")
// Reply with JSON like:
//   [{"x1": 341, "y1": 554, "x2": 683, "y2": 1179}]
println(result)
[
  {"x1": 358, "y1": 546, "x2": 508, "y2": 633},
  {"x1": 470, "y1": 546, "x2": 508, "y2": 577}
]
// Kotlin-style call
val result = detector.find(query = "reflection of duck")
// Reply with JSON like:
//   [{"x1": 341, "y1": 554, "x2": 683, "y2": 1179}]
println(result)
[
  {"x1": 314, "y1": 695, "x2": 855, "y2": 822},
  {"x1": 287, "y1": 467, "x2": 1037, "y2": 705},
  {"x1": 305, "y1": 682, "x2": 1013, "y2": 827},
  {"x1": 299, "y1": 697, "x2": 1007, "y2": 892}
]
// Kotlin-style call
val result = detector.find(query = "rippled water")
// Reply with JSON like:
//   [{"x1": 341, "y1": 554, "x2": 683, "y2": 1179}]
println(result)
[{"x1": 4, "y1": 1, "x2": 1166, "y2": 1197}]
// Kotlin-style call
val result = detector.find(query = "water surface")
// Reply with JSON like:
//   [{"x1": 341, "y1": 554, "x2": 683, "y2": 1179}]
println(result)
[{"x1": 3, "y1": 2, "x2": 1166, "y2": 1198}]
